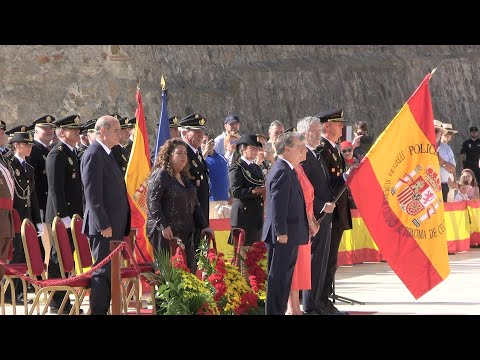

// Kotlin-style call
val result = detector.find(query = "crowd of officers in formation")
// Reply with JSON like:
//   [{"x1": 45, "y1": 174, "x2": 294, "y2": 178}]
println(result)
[
  {"x1": 0, "y1": 114, "x2": 135, "y2": 313},
  {"x1": 4, "y1": 109, "x2": 474, "y2": 315},
  {"x1": 0, "y1": 110, "x2": 375, "y2": 315}
]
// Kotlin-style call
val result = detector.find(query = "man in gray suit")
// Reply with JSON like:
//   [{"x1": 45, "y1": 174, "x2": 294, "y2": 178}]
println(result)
[{"x1": 81, "y1": 115, "x2": 131, "y2": 315}]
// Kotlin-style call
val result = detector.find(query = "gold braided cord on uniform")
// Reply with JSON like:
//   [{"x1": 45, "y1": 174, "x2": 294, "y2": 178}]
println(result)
[
  {"x1": 12, "y1": 168, "x2": 31, "y2": 207},
  {"x1": 236, "y1": 160, "x2": 265, "y2": 187}
]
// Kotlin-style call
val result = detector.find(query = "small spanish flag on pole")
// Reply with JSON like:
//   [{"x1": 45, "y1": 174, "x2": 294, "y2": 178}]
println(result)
[{"x1": 347, "y1": 69, "x2": 450, "y2": 299}]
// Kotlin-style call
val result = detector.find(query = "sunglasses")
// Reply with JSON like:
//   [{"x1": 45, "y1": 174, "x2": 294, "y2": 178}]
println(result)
[{"x1": 341, "y1": 148, "x2": 353, "y2": 154}]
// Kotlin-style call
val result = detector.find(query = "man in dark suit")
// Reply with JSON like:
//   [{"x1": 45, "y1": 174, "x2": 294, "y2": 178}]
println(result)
[
  {"x1": 45, "y1": 114, "x2": 84, "y2": 313},
  {"x1": 179, "y1": 113, "x2": 210, "y2": 251},
  {"x1": 81, "y1": 115, "x2": 131, "y2": 315},
  {"x1": 262, "y1": 131, "x2": 309, "y2": 315},
  {"x1": 296, "y1": 116, "x2": 337, "y2": 315},
  {"x1": 315, "y1": 109, "x2": 354, "y2": 315}
]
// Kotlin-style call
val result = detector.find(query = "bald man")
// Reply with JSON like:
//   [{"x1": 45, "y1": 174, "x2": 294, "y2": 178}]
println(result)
[{"x1": 81, "y1": 115, "x2": 131, "y2": 315}]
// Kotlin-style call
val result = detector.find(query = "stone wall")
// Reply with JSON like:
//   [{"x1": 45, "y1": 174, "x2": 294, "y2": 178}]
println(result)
[{"x1": 1, "y1": 45, "x2": 479, "y2": 159}]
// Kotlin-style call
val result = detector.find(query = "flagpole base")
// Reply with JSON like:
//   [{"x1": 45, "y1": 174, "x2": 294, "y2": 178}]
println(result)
[
  {"x1": 330, "y1": 294, "x2": 365, "y2": 305},
  {"x1": 330, "y1": 274, "x2": 365, "y2": 305}
]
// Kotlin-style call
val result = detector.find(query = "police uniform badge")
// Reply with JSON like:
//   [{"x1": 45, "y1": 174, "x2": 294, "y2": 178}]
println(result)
[
  {"x1": 68, "y1": 157, "x2": 74, "y2": 165},
  {"x1": 192, "y1": 160, "x2": 198, "y2": 167},
  {"x1": 15, "y1": 168, "x2": 20, "y2": 177},
  {"x1": 46, "y1": 116, "x2": 52, "y2": 123},
  {"x1": 199, "y1": 118, "x2": 205, "y2": 126}
]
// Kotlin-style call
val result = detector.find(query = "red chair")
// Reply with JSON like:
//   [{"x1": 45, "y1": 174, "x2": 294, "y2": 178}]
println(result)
[
  {"x1": 42, "y1": 217, "x2": 91, "y2": 315},
  {"x1": 19, "y1": 218, "x2": 89, "y2": 315},
  {"x1": 0, "y1": 254, "x2": 29, "y2": 315}
]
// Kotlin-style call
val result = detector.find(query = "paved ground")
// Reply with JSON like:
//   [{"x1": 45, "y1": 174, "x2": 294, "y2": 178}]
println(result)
[
  {"x1": 334, "y1": 247, "x2": 480, "y2": 315},
  {"x1": 3, "y1": 247, "x2": 480, "y2": 315}
]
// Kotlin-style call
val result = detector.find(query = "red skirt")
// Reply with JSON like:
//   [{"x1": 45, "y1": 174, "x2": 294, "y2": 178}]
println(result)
[{"x1": 291, "y1": 242, "x2": 311, "y2": 290}]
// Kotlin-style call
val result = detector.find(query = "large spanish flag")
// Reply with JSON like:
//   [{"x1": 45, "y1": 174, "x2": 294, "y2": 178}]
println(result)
[
  {"x1": 347, "y1": 72, "x2": 450, "y2": 299},
  {"x1": 125, "y1": 88, "x2": 153, "y2": 263}
]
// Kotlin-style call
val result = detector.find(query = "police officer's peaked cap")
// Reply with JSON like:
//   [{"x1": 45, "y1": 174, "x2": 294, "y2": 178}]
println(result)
[
  {"x1": 33, "y1": 115, "x2": 56, "y2": 127},
  {"x1": 9, "y1": 131, "x2": 34, "y2": 144},
  {"x1": 125, "y1": 117, "x2": 136, "y2": 128},
  {"x1": 179, "y1": 113, "x2": 207, "y2": 130},
  {"x1": 53, "y1": 115, "x2": 82, "y2": 128},
  {"x1": 119, "y1": 117, "x2": 130, "y2": 129},
  {"x1": 169, "y1": 115, "x2": 180, "y2": 128},
  {"x1": 316, "y1": 109, "x2": 346, "y2": 123},
  {"x1": 5, "y1": 124, "x2": 33, "y2": 135},
  {"x1": 82, "y1": 119, "x2": 97, "y2": 134},
  {"x1": 236, "y1": 134, "x2": 263, "y2": 148}
]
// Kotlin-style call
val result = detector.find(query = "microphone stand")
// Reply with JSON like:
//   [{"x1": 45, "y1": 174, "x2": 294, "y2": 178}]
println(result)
[{"x1": 317, "y1": 185, "x2": 365, "y2": 306}]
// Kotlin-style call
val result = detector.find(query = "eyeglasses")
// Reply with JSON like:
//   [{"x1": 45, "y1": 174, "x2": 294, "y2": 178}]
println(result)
[{"x1": 341, "y1": 148, "x2": 353, "y2": 154}]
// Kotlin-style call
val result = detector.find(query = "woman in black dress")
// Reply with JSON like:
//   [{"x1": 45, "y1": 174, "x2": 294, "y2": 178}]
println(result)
[
  {"x1": 146, "y1": 138, "x2": 214, "y2": 272},
  {"x1": 228, "y1": 134, "x2": 266, "y2": 252}
]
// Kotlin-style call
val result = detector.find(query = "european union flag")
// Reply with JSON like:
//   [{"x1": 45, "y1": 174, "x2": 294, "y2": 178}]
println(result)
[{"x1": 153, "y1": 88, "x2": 170, "y2": 166}]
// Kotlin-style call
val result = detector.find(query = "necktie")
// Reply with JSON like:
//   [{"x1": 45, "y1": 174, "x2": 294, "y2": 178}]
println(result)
[{"x1": 22, "y1": 161, "x2": 27, "y2": 172}]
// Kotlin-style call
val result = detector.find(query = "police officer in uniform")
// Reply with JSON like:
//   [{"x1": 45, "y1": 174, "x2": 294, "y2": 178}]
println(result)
[
  {"x1": 28, "y1": 117, "x2": 55, "y2": 209},
  {"x1": 227, "y1": 134, "x2": 265, "y2": 269},
  {"x1": 4, "y1": 131, "x2": 42, "y2": 304},
  {"x1": 109, "y1": 114, "x2": 129, "y2": 175},
  {"x1": 169, "y1": 115, "x2": 180, "y2": 138},
  {"x1": 315, "y1": 109, "x2": 353, "y2": 315},
  {"x1": 179, "y1": 113, "x2": 210, "y2": 253},
  {"x1": 0, "y1": 120, "x2": 9, "y2": 155},
  {"x1": 124, "y1": 117, "x2": 136, "y2": 156},
  {"x1": 77, "y1": 119, "x2": 96, "y2": 159},
  {"x1": 460, "y1": 126, "x2": 480, "y2": 185},
  {"x1": 45, "y1": 114, "x2": 84, "y2": 313},
  {"x1": 0, "y1": 148, "x2": 14, "y2": 284}
]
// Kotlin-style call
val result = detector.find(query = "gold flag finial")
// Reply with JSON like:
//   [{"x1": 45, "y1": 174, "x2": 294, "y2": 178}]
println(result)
[
  {"x1": 161, "y1": 75, "x2": 166, "y2": 91},
  {"x1": 431, "y1": 67, "x2": 437, "y2": 76}
]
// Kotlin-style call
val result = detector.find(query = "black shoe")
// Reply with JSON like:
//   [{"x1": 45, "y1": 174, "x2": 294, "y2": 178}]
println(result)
[
  {"x1": 324, "y1": 301, "x2": 349, "y2": 315},
  {"x1": 304, "y1": 307, "x2": 331, "y2": 315},
  {"x1": 3, "y1": 295, "x2": 33, "y2": 305},
  {"x1": 27, "y1": 284, "x2": 35, "y2": 293},
  {"x1": 49, "y1": 304, "x2": 84, "y2": 315}
]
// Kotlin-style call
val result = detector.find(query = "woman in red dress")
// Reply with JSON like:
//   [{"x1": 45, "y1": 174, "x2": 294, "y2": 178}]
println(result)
[{"x1": 286, "y1": 136, "x2": 320, "y2": 315}]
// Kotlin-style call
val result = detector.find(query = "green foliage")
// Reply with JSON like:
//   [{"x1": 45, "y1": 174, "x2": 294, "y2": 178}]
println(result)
[{"x1": 144, "y1": 248, "x2": 217, "y2": 315}]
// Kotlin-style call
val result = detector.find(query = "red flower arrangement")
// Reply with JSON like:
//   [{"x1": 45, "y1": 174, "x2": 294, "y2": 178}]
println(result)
[
  {"x1": 171, "y1": 247, "x2": 190, "y2": 273},
  {"x1": 244, "y1": 242, "x2": 268, "y2": 303}
]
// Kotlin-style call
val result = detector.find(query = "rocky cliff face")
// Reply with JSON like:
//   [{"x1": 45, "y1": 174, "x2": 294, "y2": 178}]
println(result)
[{"x1": 1, "y1": 45, "x2": 478, "y2": 158}]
